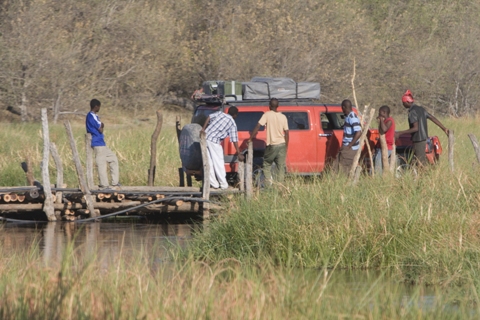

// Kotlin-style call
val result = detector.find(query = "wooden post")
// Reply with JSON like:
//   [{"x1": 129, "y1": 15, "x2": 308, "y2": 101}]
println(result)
[
  {"x1": 41, "y1": 108, "x2": 56, "y2": 221},
  {"x1": 200, "y1": 132, "x2": 210, "y2": 219},
  {"x1": 21, "y1": 158, "x2": 35, "y2": 186},
  {"x1": 50, "y1": 143, "x2": 64, "y2": 204},
  {"x1": 361, "y1": 106, "x2": 374, "y2": 174},
  {"x1": 379, "y1": 134, "x2": 390, "y2": 173},
  {"x1": 352, "y1": 166, "x2": 362, "y2": 185},
  {"x1": 246, "y1": 141, "x2": 253, "y2": 199},
  {"x1": 148, "y1": 110, "x2": 163, "y2": 186},
  {"x1": 176, "y1": 115, "x2": 182, "y2": 143},
  {"x1": 390, "y1": 144, "x2": 396, "y2": 174},
  {"x1": 85, "y1": 133, "x2": 94, "y2": 189},
  {"x1": 468, "y1": 133, "x2": 480, "y2": 164},
  {"x1": 64, "y1": 120, "x2": 98, "y2": 218},
  {"x1": 238, "y1": 161, "x2": 245, "y2": 191},
  {"x1": 349, "y1": 108, "x2": 376, "y2": 179},
  {"x1": 448, "y1": 130, "x2": 454, "y2": 172}
]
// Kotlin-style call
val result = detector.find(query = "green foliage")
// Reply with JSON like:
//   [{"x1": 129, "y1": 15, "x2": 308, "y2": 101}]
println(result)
[{"x1": 1, "y1": 0, "x2": 480, "y2": 118}]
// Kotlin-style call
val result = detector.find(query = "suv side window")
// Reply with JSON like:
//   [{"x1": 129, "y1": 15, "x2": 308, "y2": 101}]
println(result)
[
  {"x1": 235, "y1": 112, "x2": 265, "y2": 131},
  {"x1": 321, "y1": 112, "x2": 345, "y2": 130},
  {"x1": 283, "y1": 112, "x2": 309, "y2": 130}
]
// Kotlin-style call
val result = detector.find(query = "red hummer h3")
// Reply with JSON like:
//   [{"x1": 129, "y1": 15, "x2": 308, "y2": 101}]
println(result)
[{"x1": 192, "y1": 78, "x2": 442, "y2": 182}]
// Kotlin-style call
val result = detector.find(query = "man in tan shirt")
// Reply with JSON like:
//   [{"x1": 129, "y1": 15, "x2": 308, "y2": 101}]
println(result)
[{"x1": 249, "y1": 98, "x2": 289, "y2": 184}]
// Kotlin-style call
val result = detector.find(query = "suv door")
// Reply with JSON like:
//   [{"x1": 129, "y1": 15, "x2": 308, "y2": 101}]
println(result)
[
  {"x1": 281, "y1": 108, "x2": 322, "y2": 174},
  {"x1": 319, "y1": 110, "x2": 346, "y2": 166}
]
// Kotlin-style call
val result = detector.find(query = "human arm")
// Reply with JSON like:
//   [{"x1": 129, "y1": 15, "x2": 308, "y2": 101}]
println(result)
[
  {"x1": 99, "y1": 122, "x2": 104, "y2": 133},
  {"x1": 284, "y1": 130, "x2": 289, "y2": 149},
  {"x1": 427, "y1": 113, "x2": 449, "y2": 136},
  {"x1": 248, "y1": 123, "x2": 262, "y2": 143},
  {"x1": 394, "y1": 122, "x2": 418, "y2": 139},
  {"x1": 346, "y1": 130, "x2": 362, "y2": 150},
  {"x1": 378, "y1": 117, "x2": 392, "y2": 134},
  {"x1": 233, "y1": 142, "x2": 245, "y2": 161}
]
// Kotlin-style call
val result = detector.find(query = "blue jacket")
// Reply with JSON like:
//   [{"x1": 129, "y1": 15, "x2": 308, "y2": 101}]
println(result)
[{"x1": 86, "y1": 111, "x2": 106, "y2": 147}]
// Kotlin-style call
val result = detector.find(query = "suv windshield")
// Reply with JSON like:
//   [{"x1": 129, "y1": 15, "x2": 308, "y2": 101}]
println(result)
[
  {"x1": 235, "y1": 112, "x2": 264, "y2": 131},
  {"x1": 192, "y1": 106, "x2": 221, "y2": 124}
]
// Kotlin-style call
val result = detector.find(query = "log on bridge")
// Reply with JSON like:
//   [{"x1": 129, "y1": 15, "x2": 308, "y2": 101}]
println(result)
[{"x1": 0, "y1": 185, "x2": 237, "y2": 221}]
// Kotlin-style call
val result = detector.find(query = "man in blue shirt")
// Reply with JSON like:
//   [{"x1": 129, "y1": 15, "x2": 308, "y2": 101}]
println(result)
[
  {"x1": 336, "y1": 99, "x2": 362, "y2": 175},
  {"x1": 86, "y1": 99, "x2": 120, "y2": 189}
]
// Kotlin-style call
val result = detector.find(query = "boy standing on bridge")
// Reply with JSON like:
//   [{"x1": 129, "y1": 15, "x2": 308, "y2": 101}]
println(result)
[{"x1": 86, "y1": 99, "x2": 120, "y2": 189}]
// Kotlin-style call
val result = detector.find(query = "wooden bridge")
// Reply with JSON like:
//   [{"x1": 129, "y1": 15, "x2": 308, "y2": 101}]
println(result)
[{"x1": 0, "y1": 109, "x2": 254, "y2": 223}]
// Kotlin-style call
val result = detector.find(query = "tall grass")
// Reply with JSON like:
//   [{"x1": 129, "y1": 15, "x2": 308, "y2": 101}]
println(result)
[
  {"x1": 0, "y1": 108, "x2": 193, "y2": 187},
  {"x1": 0, "y1": 238, "x2": 478, "y2": 320},
  {"x1": 187, "y1": 116, "x2": 480, "y2": 284}
]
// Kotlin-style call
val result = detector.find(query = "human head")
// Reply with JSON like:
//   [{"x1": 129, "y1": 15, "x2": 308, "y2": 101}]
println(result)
[
  {"x1": 401, "y1": 90, "x2": 414, "y2": 108},
  {"x1": 269, "y1": 98, "x2": 279, "y2": 111},
  {"x1": 341, "y1": 99, "x2": 352, "y2": 115},
  {"x1": 228, "y1": 106, "x2": 239, "y2": 118},
  {"x1": 379, "y1": 105, "x2": 390, "y2": 118},
  {"x1": 90, "y1": 99, "x2": 101, "y2": 112}
]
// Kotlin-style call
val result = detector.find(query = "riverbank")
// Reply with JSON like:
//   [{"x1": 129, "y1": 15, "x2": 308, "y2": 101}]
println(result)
[{"x1": 0, "y1": 228, "x2": 477, "y2": 319}]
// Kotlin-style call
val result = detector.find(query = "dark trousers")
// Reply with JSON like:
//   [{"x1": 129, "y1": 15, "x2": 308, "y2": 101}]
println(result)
[
  {"x1": 263, "y1": 143, "x2": 287, "y2": 183},
  {"x1": 413, "y1": 140, "x2": 427, "y2": 165}
]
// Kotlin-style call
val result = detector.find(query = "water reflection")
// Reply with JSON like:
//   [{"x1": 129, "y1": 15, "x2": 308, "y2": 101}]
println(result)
[{"x1": 0, "y1": 221, "x2": 197, "y2": 266}]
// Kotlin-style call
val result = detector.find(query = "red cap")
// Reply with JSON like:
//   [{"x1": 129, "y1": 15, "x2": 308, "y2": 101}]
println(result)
[{"x1": 402, "y1": 90, "x2": 414, "y2": 103}]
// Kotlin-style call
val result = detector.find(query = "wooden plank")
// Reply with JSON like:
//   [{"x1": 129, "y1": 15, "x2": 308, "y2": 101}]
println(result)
[
  {"x1": 238, "y1": 161, "x2": 245, "y2": 191},
  {"x1": 246, "y1": 141, "x2": 253, "y2": 199},
  {"x1": 389, "y1": 144, "x2": 396, "y2": 174},
  {"x1": 148, "y1": 110, "x2": 163, "y2": 186},
  {"x1": 379, "y1": 134, "x2": 390, "y2": 174},
  {"x1": 41, "y1": 108, "x2": 56, "y2": 221},
  {"x1": 64, "y1": 120, "x2": 97, "y2": 217},
  {"x1": 50, "y1": 143, "x2": 64, "y2": 204},
  {"x1": 200, "y1": 131, "x2": 210, "y2": 219},
  {"x1": 85, "y1": 133, "x2": 95, "y2": 189},
  {"x1": 468, "y1": 133, "x2": 480, "y2": 164}
]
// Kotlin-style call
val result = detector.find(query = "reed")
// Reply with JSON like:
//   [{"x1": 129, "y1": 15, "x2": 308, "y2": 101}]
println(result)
[
  {"x1": 0, "y1": 237, "x2": 478, "y2": 319},
  {"x1": 187, "y1": 116, "x2": 480, "y2": 284},
  {"x1": 0, "y1": 109, "x2": 193, "y2": 188}
]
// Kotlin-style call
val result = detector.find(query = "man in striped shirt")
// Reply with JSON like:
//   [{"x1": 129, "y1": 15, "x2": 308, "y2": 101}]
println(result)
[
  {"x1": 336, "y1": 99, "x2": 362, "y2": 175},
  {"x1": 202, "y1": 107, "x2": 244, "y2": 189}
]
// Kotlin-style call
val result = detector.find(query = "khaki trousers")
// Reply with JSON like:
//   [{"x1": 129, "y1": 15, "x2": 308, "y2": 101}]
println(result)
[
  {"x1": 93, "y1": 146, "x2": 119, "y2": 187},
  {"x1": 335, "y1": 146, "x2": 357, "y2": 175}
]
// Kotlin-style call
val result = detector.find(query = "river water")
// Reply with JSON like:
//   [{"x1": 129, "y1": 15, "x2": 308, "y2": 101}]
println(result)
[
  {"x1": 0, "y1": 220, "x2": 197, "y2": 266},
  {"x1": 0, "y1": 221, "x2": 474, "y2": 317}
]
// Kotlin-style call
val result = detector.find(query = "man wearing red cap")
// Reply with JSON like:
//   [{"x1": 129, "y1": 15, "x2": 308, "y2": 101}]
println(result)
[{"x1": 395, "y1": 90, "x2": 449, "y2": 165}]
